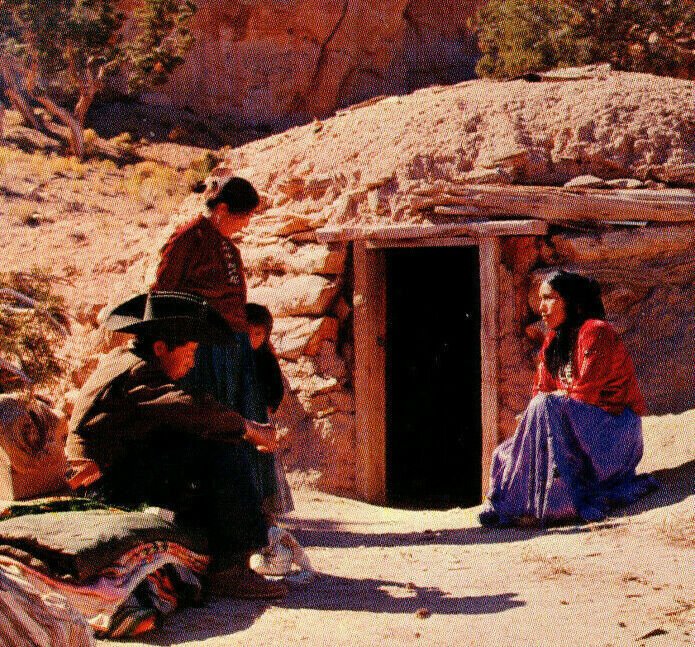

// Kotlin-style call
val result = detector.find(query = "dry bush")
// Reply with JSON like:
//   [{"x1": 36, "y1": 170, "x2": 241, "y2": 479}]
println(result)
[
  {"x1": 92, "y1": 159, "x2": 119, "y2": 185},
  {"x1": 0, "y1": 150, "x2": 87, "y2": 184},
  {"x1": 183, "y1": 151, "x2": 220, "y2": 190},
  {"x1": 45, "y1": 156, "x2": 87, "y2": 179},
  {"x1": 521, "y1": 546, "x2": 573, "y2": 577},
  {"x1": 119, "y1": 160, "x2": 186, "y2": 209},
  {"x1": 108, "y1": 132, "x2": 135, "y2": 157},
  {"x1": 82, "y1": 129, "x2": 100, "y2": 158},
  {"x1": 657, "y1": 512, "x2": 695, "y2": 549}
]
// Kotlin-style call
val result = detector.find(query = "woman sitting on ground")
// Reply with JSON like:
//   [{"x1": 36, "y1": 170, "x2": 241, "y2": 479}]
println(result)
[{"x1": 479, "y1": 270, "x2": 657, "y2": 527}]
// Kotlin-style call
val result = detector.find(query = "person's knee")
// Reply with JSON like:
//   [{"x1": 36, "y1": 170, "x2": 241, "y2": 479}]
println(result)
[
  {"x1": 205, "y1": 440, "x2": 252, "y2": 475},
  {"x1": 527, "y1": 392, "x2": 564, "y2": 415}
]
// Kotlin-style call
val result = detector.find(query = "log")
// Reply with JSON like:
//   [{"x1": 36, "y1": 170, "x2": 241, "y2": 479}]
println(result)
[
  {"x1": 1, "y1": 57, "x2": 45, "y2": 132},
  {"x1": 414, "y1": 185, "x2": 695, "y2": 224},
  {"x1": 479, "y1": 238, "x2": 500, "y2": 500},
  {"x1": 35, "y1": 96, "x2": 85, "y2": 159},
  {"x1": 352, "y1": 242, "x2": 387, "y2": 503}
]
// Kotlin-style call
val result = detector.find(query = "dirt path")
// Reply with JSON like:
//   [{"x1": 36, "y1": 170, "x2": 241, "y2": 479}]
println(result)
[{"x1": 101, "y1": 412, "x2": 694, "y2": 647}]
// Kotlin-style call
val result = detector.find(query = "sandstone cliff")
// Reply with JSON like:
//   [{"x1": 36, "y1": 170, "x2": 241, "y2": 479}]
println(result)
[{"x1": 140, "y1": 0, "x2": 482, "y2": 130}]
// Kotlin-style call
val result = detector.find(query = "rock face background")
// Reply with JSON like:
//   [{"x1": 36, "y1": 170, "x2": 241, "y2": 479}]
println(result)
[
  {"x1": 68, "y1": 69, "x2": 694, "y2": 496},
  {"x1": 139, "y1": 0, "x2": 481, "y2": 130}
]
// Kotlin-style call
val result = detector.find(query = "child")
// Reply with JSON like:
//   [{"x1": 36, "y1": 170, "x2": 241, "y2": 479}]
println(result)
[
  {"x1": 246, "y1": 303, "x2": 295, "y2": 517},
  {"x1": 246, "y1": 303, "x2": 285, "y2": 415}
]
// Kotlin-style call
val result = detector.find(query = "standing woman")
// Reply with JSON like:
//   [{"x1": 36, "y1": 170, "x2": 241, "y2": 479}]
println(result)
[
  {"x1": 480, "y1": 270, "x2": 657, "y2": 527},
  {"x1": 152, "y1": 176, "x2": 281, "y2": 512}
]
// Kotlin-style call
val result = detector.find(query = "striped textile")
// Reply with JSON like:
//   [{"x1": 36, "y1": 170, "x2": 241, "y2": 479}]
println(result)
[
  {"x1": 0, "y1": 564, "x2": 95, "y2": 646},
  {"x1": 0, "y1": 541, "x2": 209, "y2": 638}
]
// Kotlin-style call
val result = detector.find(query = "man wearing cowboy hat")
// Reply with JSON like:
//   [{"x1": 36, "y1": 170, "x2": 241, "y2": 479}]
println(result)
[{"x1": 66, "y1": 291, "x2": 287, "y2": 599}]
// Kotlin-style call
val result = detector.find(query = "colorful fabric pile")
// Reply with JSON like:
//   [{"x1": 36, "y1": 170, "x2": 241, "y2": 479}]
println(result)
[
  {"x1": 0, "y1": 498, "x2": 210, "y2": 639},
  {"x1": 0, "y1": 541, "x2": 209, "y2": 638}
]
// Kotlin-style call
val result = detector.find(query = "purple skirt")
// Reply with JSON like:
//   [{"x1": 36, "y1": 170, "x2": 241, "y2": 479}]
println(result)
[{"x1": 480, "y1": 394, "x2": 657, "y2": 526}]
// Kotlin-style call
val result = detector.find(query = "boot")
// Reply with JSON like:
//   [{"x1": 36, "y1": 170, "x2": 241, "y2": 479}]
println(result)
[{"x1": 208, "y1": 562, "x2": 287, "y2": 599}]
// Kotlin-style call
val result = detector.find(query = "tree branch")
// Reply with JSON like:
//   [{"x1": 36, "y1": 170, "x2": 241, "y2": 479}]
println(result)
[
  {"x1": 74, "y1": 57, "x2": 109, "y2": 126},
  {"x1": 0, "y1": 57, "x2": 45, "y2": 131},
  {"x1": 34, "y1": 95, "x2": 85, "y2": 159}
]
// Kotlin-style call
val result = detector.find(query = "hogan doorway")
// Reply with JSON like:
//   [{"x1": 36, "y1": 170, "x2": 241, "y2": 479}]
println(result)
[{"x1": 385, "y1": 246, "x2": 482, "y2": 508}]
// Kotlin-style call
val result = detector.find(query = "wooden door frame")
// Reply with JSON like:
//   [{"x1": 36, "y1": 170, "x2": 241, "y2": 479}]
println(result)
[{"x1": 353, "y1": 236, "x2": 500, "y2": 504}]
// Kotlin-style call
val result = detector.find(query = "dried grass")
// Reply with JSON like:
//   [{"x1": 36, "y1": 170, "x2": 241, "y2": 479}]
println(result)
[
  {"x1": 657, "y1": 512, "x2": 695, "y2": 549},
  {"x1": 521, "y1": 546, "x2": 574, "y2": 578},
  {"x1": 118, "y1": 160, "x2": 186, "y2": 210}
]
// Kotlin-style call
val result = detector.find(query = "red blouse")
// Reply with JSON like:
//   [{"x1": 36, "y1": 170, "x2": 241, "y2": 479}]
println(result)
[
  {"x1": 152, "y1": 215, "x2": 247, "y2": 332},
  {"x1": 533, "y1": 319, "x2": 646, "y2": 416}
]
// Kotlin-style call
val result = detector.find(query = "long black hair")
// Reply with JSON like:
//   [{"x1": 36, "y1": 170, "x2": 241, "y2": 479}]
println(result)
[{"x1": 543, "y1": 270, "x2": 605, "y2": 376}]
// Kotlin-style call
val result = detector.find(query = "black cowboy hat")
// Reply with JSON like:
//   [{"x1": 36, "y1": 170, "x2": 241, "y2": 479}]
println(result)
[{"x1": 104, "y1": 291, "x2": 231, "y2": 344}]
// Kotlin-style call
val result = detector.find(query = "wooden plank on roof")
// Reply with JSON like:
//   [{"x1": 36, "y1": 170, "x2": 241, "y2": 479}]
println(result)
[
  {"x1": 316, "y1": 219, "x2": 548, "y2": 243},
  {"x1": 366, "y1": 237, "x2": 480, "y2": 249},
  {"x1": 413, "y1": 185, "x2": 695, "y2": 223}
]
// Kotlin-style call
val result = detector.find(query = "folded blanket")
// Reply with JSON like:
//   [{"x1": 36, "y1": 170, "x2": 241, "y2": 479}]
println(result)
[
  {"x1": 0, "y1": 499, "x2": 211, "y2": 639},
  {"x1": 0, "y1": 506, "x2": 207, "y2": 583},
  {"x1": 0, "y1": 541, "x2": 209, "y2": 638}
]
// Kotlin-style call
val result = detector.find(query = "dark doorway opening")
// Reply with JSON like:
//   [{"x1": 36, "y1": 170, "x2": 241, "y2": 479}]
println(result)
[{"x1": 385, "y1": 246, "x2": 482, "y2": 509}]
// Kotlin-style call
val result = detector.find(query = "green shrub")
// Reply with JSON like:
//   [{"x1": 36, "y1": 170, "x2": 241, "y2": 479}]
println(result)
[
  {"x1": 0, "y1": 270, "x2": 68, "y2": 389},
  {"x1": 472, "y1": 0, "x2": 695, "y2": 79}
]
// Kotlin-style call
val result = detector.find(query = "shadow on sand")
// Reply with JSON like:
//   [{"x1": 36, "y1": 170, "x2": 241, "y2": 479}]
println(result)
[
  {"x1": 292, "y1": 522, "x2": 545, "y2": 549},
  {"x1": 138, "y1": 597, "x2": 264, "y2": 645},
  {"x1": 622, "y1": 459, "x2": 695, "y2": 516},
  {"x1": 290, "y1": 460, "x2": 694, "y2": 550},
  {"x1": 139, "y1": 575, "x2": 524, "y2": 644},
  {"x1": 278, "y1": 573, "x2": 524, "y2": 615}
]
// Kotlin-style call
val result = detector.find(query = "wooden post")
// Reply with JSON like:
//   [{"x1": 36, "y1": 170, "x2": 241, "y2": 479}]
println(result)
[
  {"x1": 353, "y1": 241, "x2": 387, "y2": 503},
  {"x1": 479, "y1": 237, "x2": 500, "y2": 500}
]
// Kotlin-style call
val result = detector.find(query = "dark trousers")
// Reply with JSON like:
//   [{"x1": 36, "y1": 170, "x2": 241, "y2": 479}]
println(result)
[{"x1": 88, "y1": 433, "x2": 268, "y2": 570}]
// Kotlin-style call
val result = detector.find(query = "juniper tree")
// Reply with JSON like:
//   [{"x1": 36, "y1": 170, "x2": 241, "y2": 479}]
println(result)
[
  {"x1": 0, "y1": 0, "x2": 196, "y2": 157},
  {"x1": 472, "y1": 0, "x2": 695, "y2": 79}
]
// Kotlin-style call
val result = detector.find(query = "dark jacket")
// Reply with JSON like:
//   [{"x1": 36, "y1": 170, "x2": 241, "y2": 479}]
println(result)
[
  {"x1": 253, "y1": 345, "x2": 285, "y2": 413},
  {"x1": 66, "y1": 346, "x2": 246, "y2": 471}
]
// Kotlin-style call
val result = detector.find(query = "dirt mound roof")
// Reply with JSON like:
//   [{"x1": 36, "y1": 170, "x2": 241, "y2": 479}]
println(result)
[{"x1": 212, "y1": 68, "x2": 693, "y2": 229}]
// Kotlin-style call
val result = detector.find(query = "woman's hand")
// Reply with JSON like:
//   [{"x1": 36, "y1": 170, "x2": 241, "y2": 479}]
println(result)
[{"x1": 244, "y1": 420, "x2": 280, "y2": 453}]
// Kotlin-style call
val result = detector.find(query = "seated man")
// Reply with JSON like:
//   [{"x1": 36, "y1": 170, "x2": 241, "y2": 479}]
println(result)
[{"x1": 66, "y1": 291, "x2": 286, "y2": 599}]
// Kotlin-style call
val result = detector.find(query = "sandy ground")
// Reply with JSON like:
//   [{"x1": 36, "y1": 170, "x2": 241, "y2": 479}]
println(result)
[{"x1": 99, "y1": 411, "x2": 694, "y2": 647}]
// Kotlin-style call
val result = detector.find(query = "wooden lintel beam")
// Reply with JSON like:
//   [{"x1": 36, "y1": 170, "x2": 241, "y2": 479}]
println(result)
[
  {"x1": 316, "y1": 219, "x2": 548, "y2": 243},
  {"x1": 366, "y1": 237, "x2": 479, "y2": 249}
]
